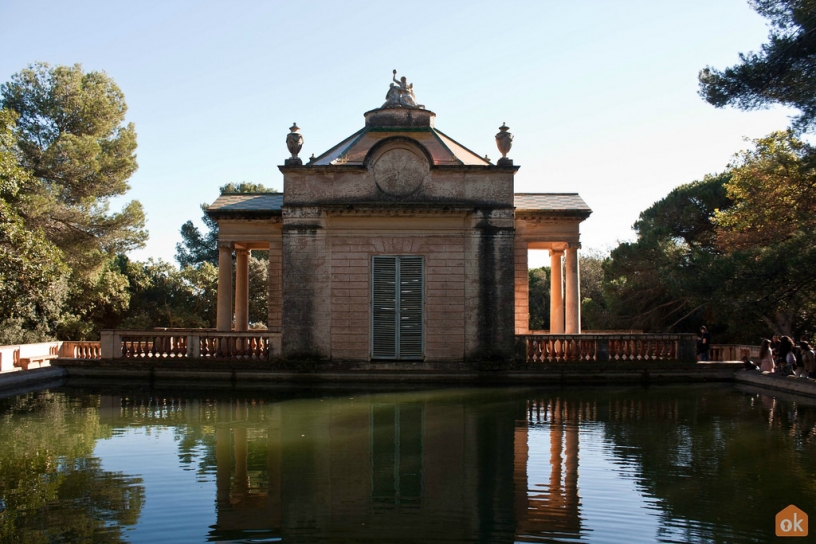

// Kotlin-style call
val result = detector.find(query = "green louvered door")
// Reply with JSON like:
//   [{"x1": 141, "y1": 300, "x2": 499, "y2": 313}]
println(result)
[{"x1": 372, "y1": 256, "x2": 424, "y2": 360}]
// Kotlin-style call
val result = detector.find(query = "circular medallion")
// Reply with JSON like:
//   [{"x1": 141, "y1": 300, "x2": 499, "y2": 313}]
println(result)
[{"x1": 371, "y1": 148, "x2": 427, "y2": 197}]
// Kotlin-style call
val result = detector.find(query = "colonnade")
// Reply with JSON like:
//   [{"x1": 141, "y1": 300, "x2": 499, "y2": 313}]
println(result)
[
  {"x1": 515, "y1": 242, "x2": 581, "y2": 334},
  {"x1": 216, "y1": 243, "x2": 247, "y2": 331},
  {"x1": 550, "y1": 245, "x2": 581, "y2": 334},
  {"x1": 215, "y1": 241, "x2": 282, "y2": 332}
]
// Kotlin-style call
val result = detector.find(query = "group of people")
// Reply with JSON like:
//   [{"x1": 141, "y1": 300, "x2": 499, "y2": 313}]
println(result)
[{"x1": 752, "y1": 335, "x2": 816, "y2": 378}]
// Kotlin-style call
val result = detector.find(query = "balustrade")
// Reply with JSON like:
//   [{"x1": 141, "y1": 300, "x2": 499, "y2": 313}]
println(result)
[
  {"x1": 709, "y1": 344, "x2": 759, "y2": 361},
  {"x1": 101, "y1": 329, "x2": 280, "y2": 361},
  {"x1": 518, "y1": 334, "x2": 696, "y2": 363},
  {"x1": 60, "y1": 341, "x2": 102, "y2": 359}
]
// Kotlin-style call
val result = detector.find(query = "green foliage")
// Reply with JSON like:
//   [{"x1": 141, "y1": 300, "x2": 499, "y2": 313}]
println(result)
[
  {"x1": 176, "y1": 182, "x2": 273, "y2": 327},
  {"x1": 1, "y1": 109, "x2": 69, "y2": 339},
  {"x1": 579, "y1": 249, "x2": 612, "y2": 330},
  {"x1": 0, "y1": 201, "x2": 69, "y2": 331},
  {"x1": 176, "y1": 183, "x2": 277, "y2": 268},
  {"x1": 698, "y1": 0, "x2": 816, "y2": 132},
  {"x1": 603, "y1": 139, "x2": 816, "y2": 341},
  {"x1": 715, "y1": 131, "x2": 816, "y2": 248},
  {"x1": 528, "y1": 267, "x2": 550, "y2": 330},
  {"x1": 710, "y1": 132, "x2": 816, "y2": 338},
  {"x1": 117, "y1": 257, "x2": 218, "y2": 329},
  {"x1": 56, "y1": 258, "x2": 131, "y2": 340},
  {"x1": 219, "y1": 181, "x2": 278, "y2": 194},
  {"x1": 248, "y1": 255, "x2": 269, "y2": 325},
  {"x1": 603, "y1": 174, "x2": 731, "y2": 334},
  {"x1": 176, "y1": 205, "x2": 219, "y2": 268},
  {"x1": 1, "y1": 62, "x2": 146, "y2": 269},
  {"x1": 0, "y1": 63, "x2": 146, "y2": 341}
]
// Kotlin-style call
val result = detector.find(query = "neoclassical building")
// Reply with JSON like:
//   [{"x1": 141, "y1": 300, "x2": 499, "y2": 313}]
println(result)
[{"x1": 206, "y1": 74, "x2": 591, "y2": 362}]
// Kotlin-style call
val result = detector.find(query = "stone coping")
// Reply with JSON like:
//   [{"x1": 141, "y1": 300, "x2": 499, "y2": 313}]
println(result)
[
  {"x1": 734, "y1": 369, "x2": 816, "y2": 398},
  {"x1": 0, "y1": 367, "x2": 67, "y2": 398},
  {"x1": 48, "y1": 358, "x2": 735, "y2": 386},
  {"x1": 9, "y1": 361, "x2": 816, "y2": 400}
]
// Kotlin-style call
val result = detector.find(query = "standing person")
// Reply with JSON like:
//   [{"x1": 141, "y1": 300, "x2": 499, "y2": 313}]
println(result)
[
  {"x1": 758, "y1": 339, "x2": 775, "y2": 373},
  {"x1": 697, "y1": 326, "x2": 712, "y2": 361},
  {"x1": 778, "y1": 336, "x2": 795, "y2": 375},
  {"x1": 800, "y1": 341, "x2": 815, "y2": 378},
  {"x1": 771, "y1": 335, "x2": 781, "y2": 366}
]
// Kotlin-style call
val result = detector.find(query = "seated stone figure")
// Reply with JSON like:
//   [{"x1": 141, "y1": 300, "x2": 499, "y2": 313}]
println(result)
[{"x1": 383, "y1": 70, "x2": 424, "y2": 109}]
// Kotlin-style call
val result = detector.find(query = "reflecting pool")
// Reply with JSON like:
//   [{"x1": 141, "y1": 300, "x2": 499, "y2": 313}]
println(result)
[{"x1": 0, "y1": 383, "x2": 814, "y2": 543}]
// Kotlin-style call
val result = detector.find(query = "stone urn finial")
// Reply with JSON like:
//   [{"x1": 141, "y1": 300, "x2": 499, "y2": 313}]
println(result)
[
  {"x1": 495, "y1": 122, "x2": 513, "y2": 166},
  {"x1": 285, "y1": 122, "x2": 304, "y2": 166}
]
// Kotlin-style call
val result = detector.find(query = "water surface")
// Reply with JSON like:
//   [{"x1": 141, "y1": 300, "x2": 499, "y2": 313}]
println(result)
[{"x1": 0, "y1": 383, "x2": 814, "y2": 543}]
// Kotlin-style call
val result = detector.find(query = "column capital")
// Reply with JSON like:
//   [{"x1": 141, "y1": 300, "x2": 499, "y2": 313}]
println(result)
[
  {"x1": 567, "y1": 242, "x2": 582, "y2": 250},
  {"x1": 234, "y1": 247, "x2": 249, "y2": 256},
  {"x1": 218, "y1": 241, "x2": 234, "y2": 250}
]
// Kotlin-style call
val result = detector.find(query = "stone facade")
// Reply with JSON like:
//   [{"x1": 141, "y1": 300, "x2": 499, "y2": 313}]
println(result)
[{"x1": 207, "y1": 94, "x2": 590, "y2": 364}]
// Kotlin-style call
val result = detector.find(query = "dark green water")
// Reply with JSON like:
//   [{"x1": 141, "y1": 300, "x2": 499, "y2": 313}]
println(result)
[{"x1": 0, "y1": 383, "x2": 814, "y2": 543}]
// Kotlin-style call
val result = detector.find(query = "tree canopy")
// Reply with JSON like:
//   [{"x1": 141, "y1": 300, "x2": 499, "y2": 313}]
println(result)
[
  {"x1": 715, "y1": 130, "x2": 816, "y2": 248},
  {"x1": 698, "y1": 0, "x2": 816, "y2": 132},
  {"x1": 1, "y1": 63, "x2": 146, "y2": 264},
  {"x1": 0, "y1": 63, "x2": 145, "y2": 340},
  {"x1": 602, "y1": 174, "x2": 731, "y2": 334},
  {"x1": 0, "y1": 108, "x2": 69, "y2": 339},
  {"x1": 602, "y1": 130, "x2": 816, "y2": 341}
]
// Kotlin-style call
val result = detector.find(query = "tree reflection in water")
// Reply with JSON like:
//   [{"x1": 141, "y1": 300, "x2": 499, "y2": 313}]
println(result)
[
  {"x1": 1, "y1": 385, "x2": 815, "y2": 543},
  {"x1": 0, "y1": 392, "x2": 144, "y2": 543}
]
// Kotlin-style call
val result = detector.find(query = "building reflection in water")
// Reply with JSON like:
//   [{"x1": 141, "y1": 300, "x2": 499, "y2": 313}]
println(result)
[
  {"x1": 515, "y1": 399, "x2": 583, "y2": 541},
  {"x1": 97, "y1": 391, "x2": 708, "y2": 542},
  {"x1": 85, "y1": 385, "x2": 816, "y2": 542},
  {"x1": 99, "y1": 392, "x2": 589, "y2": 542}
]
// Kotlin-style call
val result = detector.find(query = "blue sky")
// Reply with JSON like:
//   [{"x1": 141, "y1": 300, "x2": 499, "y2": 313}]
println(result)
[{"x1": 0, "y1": 0, "x2": 793, "y2": 267}]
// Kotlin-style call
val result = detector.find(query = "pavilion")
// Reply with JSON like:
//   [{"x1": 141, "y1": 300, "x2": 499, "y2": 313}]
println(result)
[{"x1": 205, "y1": 73, "x2": 591, "y2": 363}]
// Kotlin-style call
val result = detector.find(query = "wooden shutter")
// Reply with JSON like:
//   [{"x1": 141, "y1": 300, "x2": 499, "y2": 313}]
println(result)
[
  {"x1": 372, "y1": 256, "x2": 397, "y2": 359},
  {"x1": 372, "y1": 255, "x2": 424, "y2": 360}
]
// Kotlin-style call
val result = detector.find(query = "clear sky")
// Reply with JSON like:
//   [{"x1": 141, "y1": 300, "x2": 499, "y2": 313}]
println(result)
[{"x1": 0, "y1": 0, "x2": 794, "y2": 268}]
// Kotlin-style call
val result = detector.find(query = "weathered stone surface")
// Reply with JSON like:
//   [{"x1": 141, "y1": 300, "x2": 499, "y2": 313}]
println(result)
[
  {"x1": 207, "y1": 93, "x2": 592, "y2": 365},
  {"x1": 281, "y1": 222, "x2": 330, "y2": 359},
  {"x1": 365, "y1": 107, "x2": 434, "y2": 128}
]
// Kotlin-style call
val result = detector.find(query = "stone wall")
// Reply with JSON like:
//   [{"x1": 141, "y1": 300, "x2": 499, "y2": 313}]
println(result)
[
  {"x1": 281, "y1": 208, "x2": 331, "y2": 359},
  {"x1": 466, "y1": 209, "x2": 515, "y2": 362},
  {"x1": 279, "y1": 208, "x2": 516, "y2": 362},
  {"x1": 279, "y1": 136, "x2": 518, "y2": 363},
  {"x1": 329, "y1": 232, "x2": 466, "y2": 362}
]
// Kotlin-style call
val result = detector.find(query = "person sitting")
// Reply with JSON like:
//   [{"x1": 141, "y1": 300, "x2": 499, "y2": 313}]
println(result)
[
  {"x1": 758, "y1": 339, "x2": 775, "y2": 373},
  {"x1": 742, "y1": 355, "x2": 758, "y2": 371}
]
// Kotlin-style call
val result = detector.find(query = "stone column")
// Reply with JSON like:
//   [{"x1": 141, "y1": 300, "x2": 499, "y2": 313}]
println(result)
[
  {"x1": 514, "y1": 240, "x2": 529, "y2": 334},
  {"x1": 216, "y1": 242, "x2": 233, "y2": 331},
  {"x1": 565, "y1": 245, "x2": 580, "y2": 334},
  {"x1": 550, "y1": 250, "x2": 564, "y2": 334},
  {"x1": 235, "y1": 248, "x2": 249, "y2": 331}
]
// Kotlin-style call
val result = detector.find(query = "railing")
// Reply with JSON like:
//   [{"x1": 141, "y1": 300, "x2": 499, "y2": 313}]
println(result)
[
  {"x1": 709, "y1": 344, "x2": 759, "y2": 361},
  {"x1": 101, "y1": 329, "x2": 281, "y2": 361},
  {"x1": 60, "y1": 341, "x2": 102, "y2": 359},
  {"x1": 516, "y1": 334, "x2": 697, "y2": 363}
]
